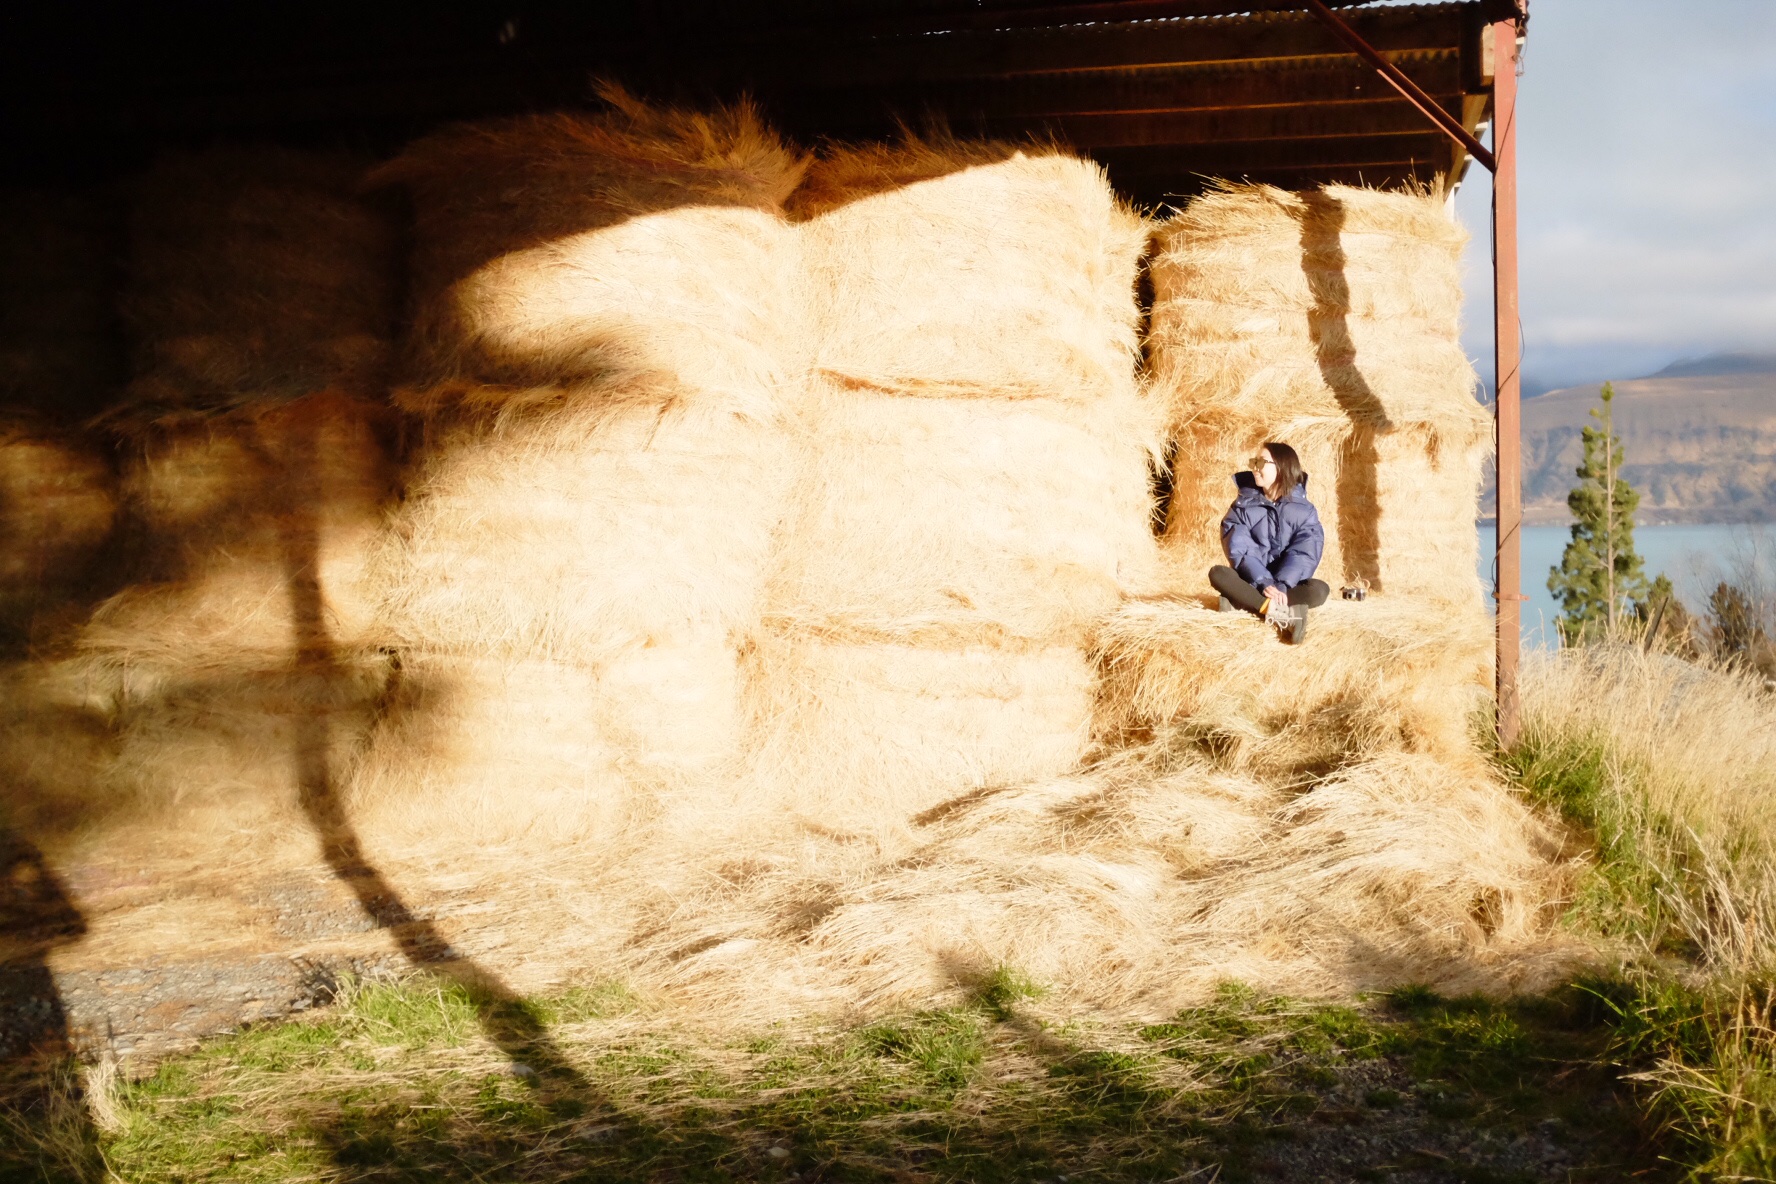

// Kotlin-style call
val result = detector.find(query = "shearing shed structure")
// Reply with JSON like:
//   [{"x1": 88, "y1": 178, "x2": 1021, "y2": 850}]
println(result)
[{"x1": 0, "y1": 0, "x2": 1541, "y2": 1061}]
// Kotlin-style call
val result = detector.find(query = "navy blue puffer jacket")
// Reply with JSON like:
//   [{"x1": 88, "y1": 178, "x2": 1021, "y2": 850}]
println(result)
[{"x1": 1220, "y1": 471, "x2": 1326, "y2": 592}]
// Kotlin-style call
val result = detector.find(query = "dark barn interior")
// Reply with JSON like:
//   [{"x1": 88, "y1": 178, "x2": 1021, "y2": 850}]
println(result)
[{"x1": 6, "y1": 2, "x2": 1510, "y2": 199}]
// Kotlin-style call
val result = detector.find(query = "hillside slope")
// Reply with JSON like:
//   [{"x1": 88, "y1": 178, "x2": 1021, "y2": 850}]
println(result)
[{"x1": 1517, "y1": 364, "x2": 1776, "y2": 524}]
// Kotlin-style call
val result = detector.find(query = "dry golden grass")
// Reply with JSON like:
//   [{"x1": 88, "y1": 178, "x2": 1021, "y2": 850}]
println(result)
[{"x1": 1518, "y1": 645, "x2": 1776, "y2": 972}]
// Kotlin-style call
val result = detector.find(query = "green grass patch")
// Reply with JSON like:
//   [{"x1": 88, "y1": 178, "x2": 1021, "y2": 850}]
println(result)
[
  {"x1": 1, "y1": 969, "x2": 1665, "y2": 1184},
  {"x1": 1502, "y1": 727, "x2": 1776, "y2": 1180}
]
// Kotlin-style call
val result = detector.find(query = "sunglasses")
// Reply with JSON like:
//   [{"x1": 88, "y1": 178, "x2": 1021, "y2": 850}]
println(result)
[{"x1": 1248, "y1": 455, "x2": 1276, "y2": 470}]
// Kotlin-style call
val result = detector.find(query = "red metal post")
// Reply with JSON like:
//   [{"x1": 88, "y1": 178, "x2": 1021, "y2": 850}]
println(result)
[{"x1": 1491, "y1": 17, "x2": 1523, "y2": 747}]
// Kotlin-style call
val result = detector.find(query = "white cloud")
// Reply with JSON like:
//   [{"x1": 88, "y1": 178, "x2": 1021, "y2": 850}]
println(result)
[{"x1": 1456, "y1": 0, "x2": 1776, "y2": 387}]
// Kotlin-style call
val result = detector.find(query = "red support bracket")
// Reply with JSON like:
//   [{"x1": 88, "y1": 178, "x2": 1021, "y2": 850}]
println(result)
[{"x1": 1301, "y1": 0, "x2": 1497, "y2": 172}]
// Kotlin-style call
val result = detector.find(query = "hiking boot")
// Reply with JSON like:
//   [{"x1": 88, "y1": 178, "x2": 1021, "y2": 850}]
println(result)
[
  {"x1": 1281, "y1": 604, "x2": 1309, "y2": 644},
  {"x1": 1218, "y1": 596, "x2": 1235, "y2": 613}
]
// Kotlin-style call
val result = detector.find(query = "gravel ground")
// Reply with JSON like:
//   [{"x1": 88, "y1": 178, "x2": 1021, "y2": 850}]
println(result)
[
  {"x1": 0, "y1": 952, "x2": 407, "y2": 1063},
  {"x1": 1238, "y1": 1055, "x2": 1627, "y2": 1183}
]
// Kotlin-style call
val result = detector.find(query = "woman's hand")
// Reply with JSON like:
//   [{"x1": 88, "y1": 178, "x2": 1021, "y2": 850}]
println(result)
[{"x1": 1263, "y1": 586, "x2": 1289, "y2": 615}]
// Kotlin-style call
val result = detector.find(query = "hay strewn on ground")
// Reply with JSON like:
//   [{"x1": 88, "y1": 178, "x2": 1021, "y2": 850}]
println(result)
[
  {"x1": 1095, "y1": 594, "x2": 1492, "y2": 771},
  {"x1": 1149, "y1": 182, "x2": 1490, "y2": 601}
]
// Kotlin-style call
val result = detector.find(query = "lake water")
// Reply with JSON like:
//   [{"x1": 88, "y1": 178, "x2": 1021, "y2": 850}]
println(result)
[{"x1": 1476, "y1": 522, "x2": 1776, "y2": 646}]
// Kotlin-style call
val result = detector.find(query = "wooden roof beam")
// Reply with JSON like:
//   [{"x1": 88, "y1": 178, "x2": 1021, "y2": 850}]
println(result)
[
  {"x1": 758, "y1": 53, "x2": 1463, "y2": 122},
  {"x1": 658, "y1": 5, "x2": 1470, "y2": 86},
  {"x1": 986, "y1": 95, "x2": 1466, "y2": 149},
  {"x1": 1094, "y1": 129, "x2": 1452, "y2": 172}
]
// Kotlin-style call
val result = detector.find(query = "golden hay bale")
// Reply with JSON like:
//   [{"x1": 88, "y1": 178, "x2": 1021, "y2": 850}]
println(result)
[
  {"x1": 356, "y1": 386, "x2": 792, "y2": 797},
  {"x1": 372, "y1": 86, "x2": 807, "y2": 384},
  {"x1": 740, "y1": 150, "x2": 1157, "y2": 812},
  {"x1": 0, "y1": 187, "x2": 122, "y2": 419},
  {"x1": 80, "y1": 391, "x2": 396, "y2": 668},
  {"x1": 0, "y1": 421, "x2": 116, "y2": 633},
  {"x1": 122, "y1": 148, "x2": 396, "y2": 406},
  {"x1": 0, "y1": 647, "x2": 386, "y2": 857},
  {"x1": 373, "y1": 392, "x2": 788, "y2": 663},
  {"x1": 765, "y1": 376, "x2": 1159, "y2": 643},
  {"x1": 419, "y1": 205, "x2": 800, "y2": 392},
  {"x1": 1149, "y1": 181, "x2": 1490, "y2": 601},
  {"x1": 1093, "y1": 595, "x2": 1491, "y2": 770},
  {"x1": 805, "y1": 151, "x2": 1149, "y2": 399},
  {"x1": 1148, "y1": 182, "x2": 1479, "y2": 437},
  {"x1": 1163, "y1": 422, "x2": 1489, "y2": 602},
  {"x1": 346, "y1": 653, "x2": 640, "y2": 848}
]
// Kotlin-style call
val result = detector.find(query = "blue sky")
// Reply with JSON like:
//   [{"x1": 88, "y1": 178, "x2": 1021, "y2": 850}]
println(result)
[{"x1": 1453, "y1": 0, "x2": 1776, "y2": 392}]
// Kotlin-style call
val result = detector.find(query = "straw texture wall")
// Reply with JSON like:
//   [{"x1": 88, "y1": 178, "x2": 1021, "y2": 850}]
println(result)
[
  {"x1": 53, "y1": 149, "x2": 403, "y2": 878},
  {"x1": 121, "y1": 148, "x2": 395, "y2": 410},
  {"x1": 1098, "y1": 181, "x2": 1500, "y2": 860},
  {"x1": 87, "y1": 146, "x2": 402, "y2": 663},
  {"x1": 1149, "y1": 182, "x2": 1489, "y2": 602},
  {"x1": 743, "y1": 146, "x2": 1159, "y2": 824},
  {"x1": 353, "y1": 96, "x2": 809, "y2": 842}
]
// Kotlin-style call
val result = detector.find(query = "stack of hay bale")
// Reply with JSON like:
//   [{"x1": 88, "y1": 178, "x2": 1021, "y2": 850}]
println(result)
[
  {"x1": 71, "y1": 147, "x2": 399, "y2": 837},
  {"x1": 687, "y1": 178, "x2": 1559, "y2": 1016},
  {"x1": 0, "y1": 422, "x2": 115, "y2": 643},
  {"x1": 1148, "y1": 182, "x2": 1488, "y2": 600},
  {"x1": 350, "y1": 94, "x2": 810, "y2": 846},
  {"x1": 1097, "y1": 181, "x2": 1493, "y2": 761},
  {"x1": 0, "y1": 188, "x2": 121, "y2": 640},
  {"x1": 0, "y1": 91, "x2": 1578, "y2": 1025},
  {"x1": 741, "y1": 141, "x2": 1159, "y2": 829}
]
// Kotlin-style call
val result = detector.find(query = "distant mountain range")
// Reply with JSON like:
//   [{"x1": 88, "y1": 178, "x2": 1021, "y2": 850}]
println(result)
[{"x1": 1503, "y1": 353, "x2": 1776, "y2": 525}]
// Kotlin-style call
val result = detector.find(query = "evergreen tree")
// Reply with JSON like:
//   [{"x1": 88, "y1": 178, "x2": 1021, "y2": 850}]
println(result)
[
  {"x1": 1548, "y1": 382, "x2": 1649, "y2": 641},
  {"x1": 1707, "y1": 581, "x2": 1769, "y2": 663},
  {"x1": 1638, "y1": 572, "x2": 1697, "y2": 656}
]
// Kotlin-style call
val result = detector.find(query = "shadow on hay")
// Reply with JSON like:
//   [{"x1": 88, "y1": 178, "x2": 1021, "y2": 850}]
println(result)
[
  {"x1": 1298, "y1": 192, "x2": 1386, "y2": 592},
  {"x1": 0, "y1": 830, "x2": 103, "y2": 1182},
  {"x1": 271, "y1": 413, "x2": 605, "y2": 1107}
]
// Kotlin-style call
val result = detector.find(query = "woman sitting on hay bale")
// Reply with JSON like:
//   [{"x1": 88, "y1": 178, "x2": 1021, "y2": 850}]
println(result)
[{"x1": 1210, "y1": 442, "x2": 1329, "y2": 644}]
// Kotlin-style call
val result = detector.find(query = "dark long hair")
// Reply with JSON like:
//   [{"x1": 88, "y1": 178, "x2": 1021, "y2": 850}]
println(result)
[{"x1": 1262, "y1": 441, "x2": 1303, "y2": 501}]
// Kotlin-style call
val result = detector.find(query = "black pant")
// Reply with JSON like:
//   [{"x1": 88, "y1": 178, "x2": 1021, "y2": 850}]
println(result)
[{"x1": 1210, "y1": 565, "x2": 1330, "y2": 615}]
